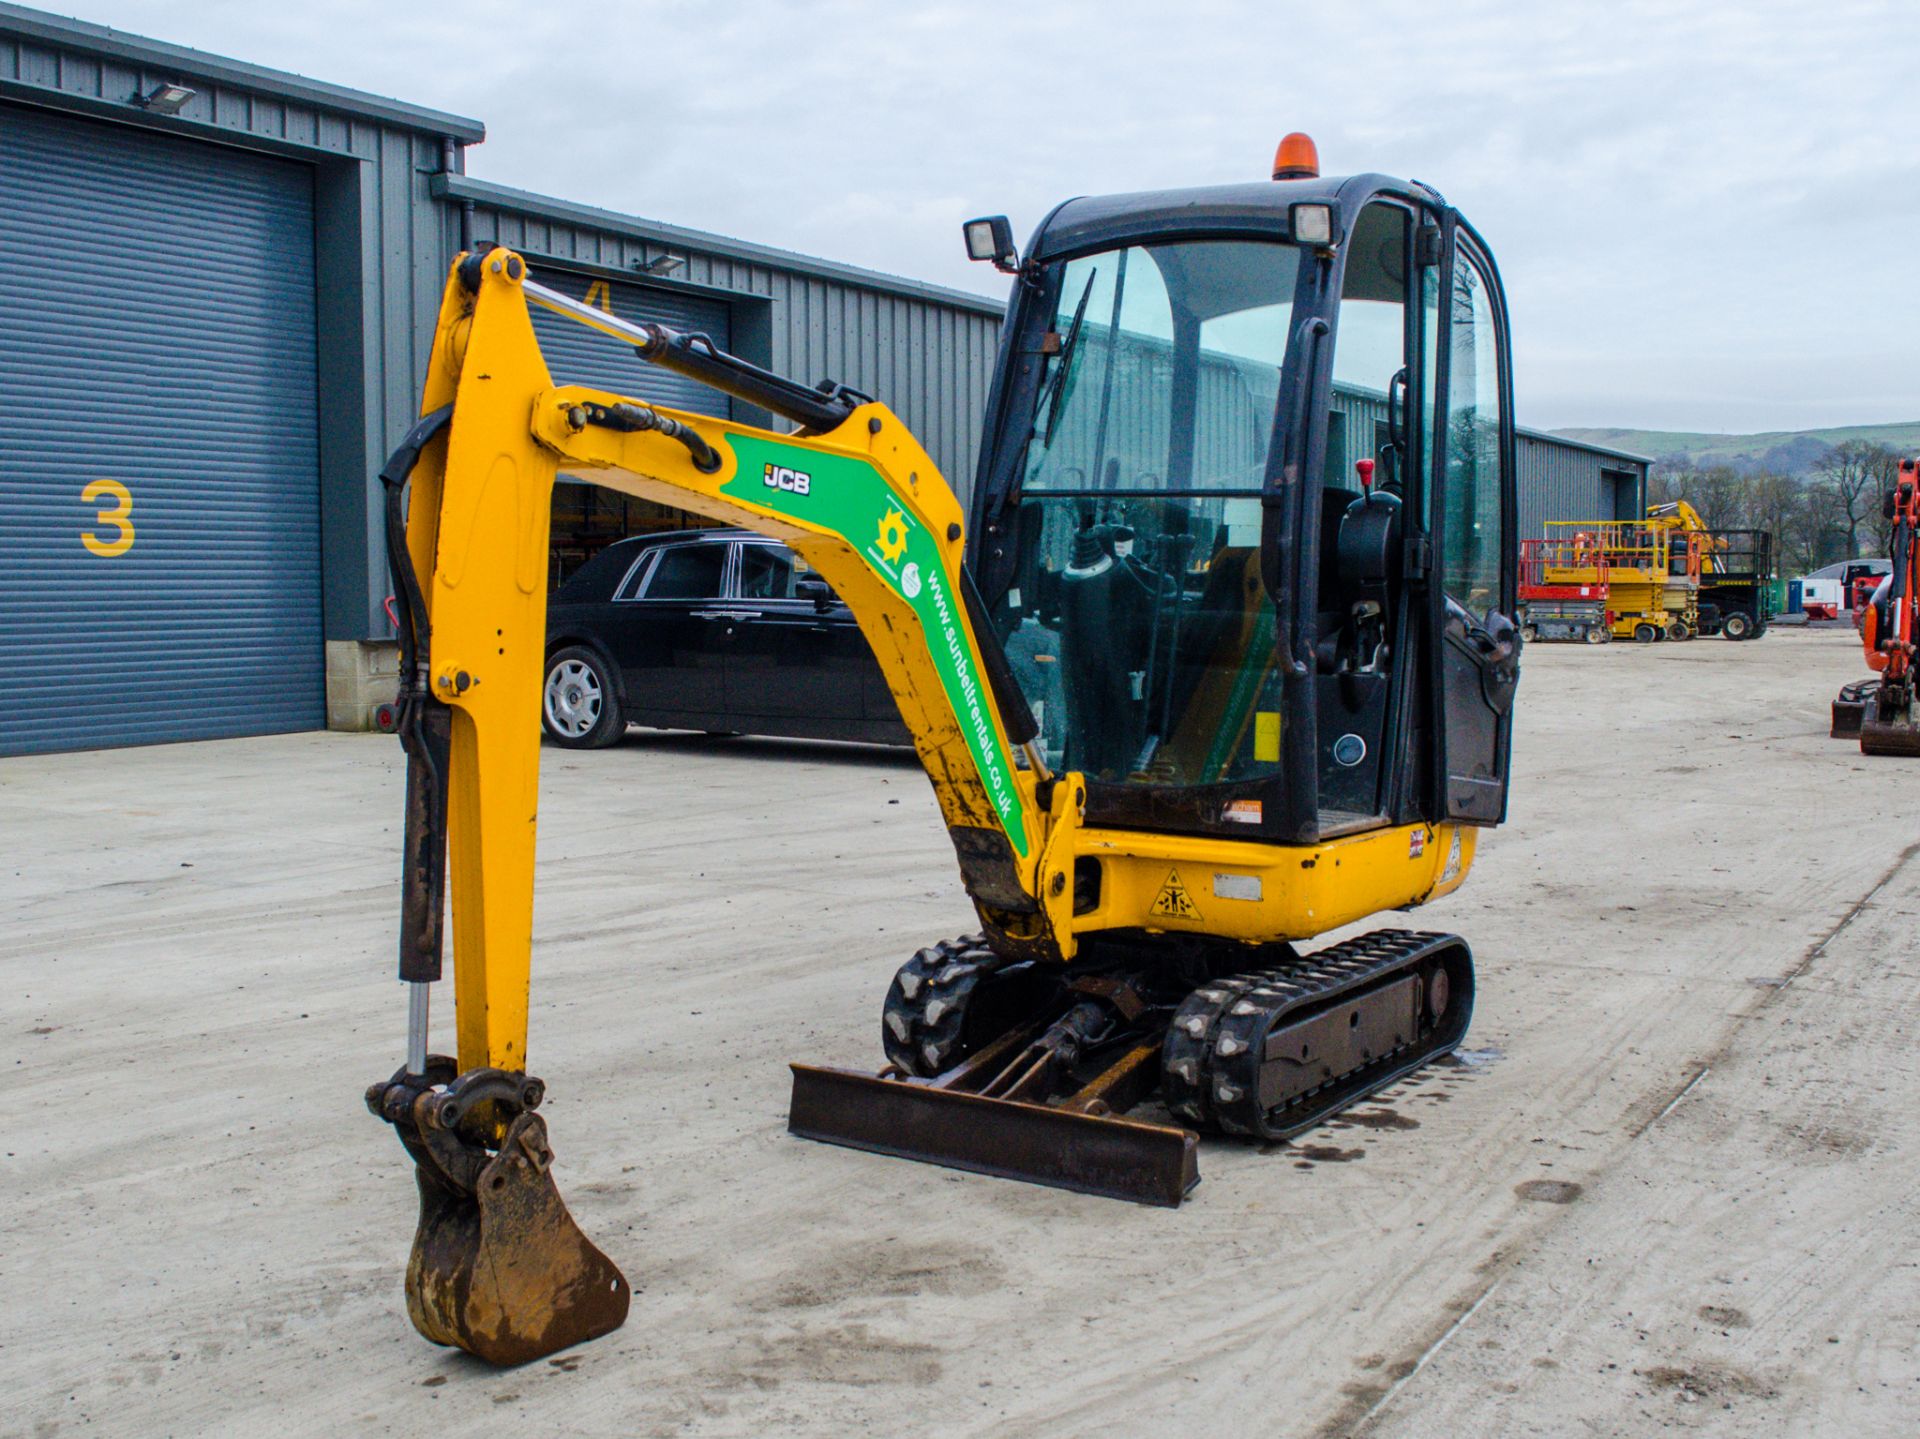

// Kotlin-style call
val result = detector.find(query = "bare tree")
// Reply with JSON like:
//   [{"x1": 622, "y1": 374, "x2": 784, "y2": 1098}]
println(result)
[
  {"x1": 1863, "y1": 446, "x2": 1905, "y2": 557},
  {"x1": 1812, "y1": 440, "x2": 1895, "y2": 558},
  {"x1": 1746, "y1": 471, "x2": 1806, "y2": 571}
]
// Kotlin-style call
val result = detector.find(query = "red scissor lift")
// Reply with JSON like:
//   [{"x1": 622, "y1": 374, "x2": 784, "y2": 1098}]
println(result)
[{"x1": 1519, "y1": 535, "x2": 1613, "y2": 644}]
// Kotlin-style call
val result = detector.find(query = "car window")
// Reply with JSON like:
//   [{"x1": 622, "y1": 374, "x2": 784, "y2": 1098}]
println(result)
[
  {"x1": 640, "y1": 543, "x2": 728, "y2": 600},
  {"x1": 555, "y1": 544, "x2": 640, "y2": 602},
  {"x1": 739, "y1": 543, "x2": 842, "y2": 604},
  {"x1": 612, "y1": 551, "x2": 657, "y2": 600},
  {"x1": 739, "y1": 545, "x2": 798, "y2": 599}
]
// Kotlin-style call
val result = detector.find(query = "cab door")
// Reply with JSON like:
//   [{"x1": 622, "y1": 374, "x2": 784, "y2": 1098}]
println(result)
[{"x1": 1426, "y1": 221, "x2": 1520, "y2": 823}]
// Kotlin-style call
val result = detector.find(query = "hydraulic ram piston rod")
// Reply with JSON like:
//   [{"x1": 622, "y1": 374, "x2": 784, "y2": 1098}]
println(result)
[{"x1": 522, "y1": 278, "x2": 858, "y2": 432}]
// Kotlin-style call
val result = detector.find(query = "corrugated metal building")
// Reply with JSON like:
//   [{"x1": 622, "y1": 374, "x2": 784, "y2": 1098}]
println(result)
[
  {"x1": 0, "y1": 2, "x2": 1645, "y2": 756},
  {"x1": 1517, "y1": 429, "x2": 1649, "y2": 543},
  {"x1": 0, "y1": 2, "x2": 1006, "y2": 753}
]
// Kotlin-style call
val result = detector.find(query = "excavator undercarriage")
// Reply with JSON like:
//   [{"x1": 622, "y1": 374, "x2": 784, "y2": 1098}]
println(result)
[{"x1": 791, "y1": 928, "x2": 1474, "y2": 1205}]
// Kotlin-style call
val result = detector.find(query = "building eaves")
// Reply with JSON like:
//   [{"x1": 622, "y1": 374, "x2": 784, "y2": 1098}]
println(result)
[
  {"x1": 1517, "y1": 426, "x2": 1653, "y2": 467},
  {"x1": 0, "y1": 2, "x2": 485, "y2": 141},
  {"x1": 434, "y1": 173, "x2": 1008, "y2": 320}
]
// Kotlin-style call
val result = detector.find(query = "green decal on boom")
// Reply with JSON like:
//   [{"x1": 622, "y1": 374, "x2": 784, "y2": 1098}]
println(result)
[{"x1": 721, "y1": 434, "x2": 1029, "y2": 859}]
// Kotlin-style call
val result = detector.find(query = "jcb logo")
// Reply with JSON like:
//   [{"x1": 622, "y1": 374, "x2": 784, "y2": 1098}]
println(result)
[{"x1": 763, "y1": 463, "x2": 812, "y2": 496}]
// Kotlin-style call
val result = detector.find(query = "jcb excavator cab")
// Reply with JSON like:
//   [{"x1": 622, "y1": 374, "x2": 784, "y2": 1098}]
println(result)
[
  {"x1": 795, "y1": 167, "x2": 1523, "y2": 1197},
  {"x1": 968, "y1": 170, "x2": 1521, "y2": 864}
]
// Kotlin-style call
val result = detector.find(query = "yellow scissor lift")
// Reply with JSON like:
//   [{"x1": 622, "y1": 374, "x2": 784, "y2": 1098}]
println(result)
[{"x1": 1543, "y1": 521, "x2": 1700, "y2": 642}]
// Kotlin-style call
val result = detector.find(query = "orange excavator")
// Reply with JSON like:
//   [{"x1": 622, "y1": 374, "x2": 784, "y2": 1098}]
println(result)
[{"x1": 1832, "y1": 459, "x2": 1920, "y2": 754}]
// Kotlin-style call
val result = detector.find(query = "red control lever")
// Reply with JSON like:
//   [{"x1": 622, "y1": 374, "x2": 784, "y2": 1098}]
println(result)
[{"x1": 1355, "y1": 458, "x2": 1375, "y2": 492}]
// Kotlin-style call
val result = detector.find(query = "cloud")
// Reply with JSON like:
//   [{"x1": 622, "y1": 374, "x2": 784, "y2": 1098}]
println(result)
[{"x1": 52, "y1": 0, "x2": 1920, "y2": 431}]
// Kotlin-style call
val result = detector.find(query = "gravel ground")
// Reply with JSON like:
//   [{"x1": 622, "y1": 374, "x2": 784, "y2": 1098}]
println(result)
[{"x1": 3, "y1": 626, "x2": 1914, "y2": 1437}]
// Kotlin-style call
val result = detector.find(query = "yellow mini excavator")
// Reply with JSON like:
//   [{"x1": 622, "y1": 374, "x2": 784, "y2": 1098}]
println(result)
[{"x1": 362, "y1": 136, "x2": 1524, "y2": 1364}]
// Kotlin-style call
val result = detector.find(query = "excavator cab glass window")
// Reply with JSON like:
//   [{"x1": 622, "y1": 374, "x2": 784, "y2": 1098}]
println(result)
[
  {"x1": 1316, "y1": 202, "x2": 1412, "y2": 825},
  {"x1": 1441, "y1": 253, "x2": 1504, "y2": 622},
  {"x1": 1000, "y1": 239, "x2": 1302, "y2": 794}
]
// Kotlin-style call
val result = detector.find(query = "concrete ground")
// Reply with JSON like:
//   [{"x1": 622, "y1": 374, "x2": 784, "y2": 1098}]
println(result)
[{"x1": 5, "y1": 627, "x2": 1917, "y2": 1438}]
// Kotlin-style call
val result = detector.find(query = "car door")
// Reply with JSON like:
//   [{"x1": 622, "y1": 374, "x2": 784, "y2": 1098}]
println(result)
[
  {"x1": 547, "y1": 540, "x2": 646, "y2": 658},
  {"x1": 615, "y1": 538, "x2": 732, "y2": 718},
  {"x1": 1427, "y1": 223, "x2": 1520, "y2": 823},
  {"x1": 725, "y1": 541, "x2": 867, "y2": 728}
]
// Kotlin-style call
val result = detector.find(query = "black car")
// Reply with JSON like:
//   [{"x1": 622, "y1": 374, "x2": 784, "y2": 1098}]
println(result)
[{"x1": 541, "y1": 529, "x2": 910, "y2": 749}]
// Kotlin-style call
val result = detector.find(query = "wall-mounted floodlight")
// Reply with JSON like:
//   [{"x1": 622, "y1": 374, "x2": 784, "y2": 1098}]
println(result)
[
  {"x1": 135, "y1": 82, "x2": 197, "y2": 115},
  {"x1": 635, "y1": 255, "x2": 684, "y2": 276},
  {"x1": 963, "y1": 215, "x2": 1019, "y2": 274}
]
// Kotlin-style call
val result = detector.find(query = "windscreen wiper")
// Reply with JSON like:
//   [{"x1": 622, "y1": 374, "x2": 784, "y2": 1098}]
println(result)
[{"x1": 1036, "y1": 270, "x2": 1098, "y2": 448}]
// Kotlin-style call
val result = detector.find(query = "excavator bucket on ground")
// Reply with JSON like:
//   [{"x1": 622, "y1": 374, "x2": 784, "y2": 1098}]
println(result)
[
  {"x1": 368, "y1": 1062, "x2": 630, "y2": 1366},
  {"x1": 1858, "y1": 684, "x2": 1920, "y2": 756}
]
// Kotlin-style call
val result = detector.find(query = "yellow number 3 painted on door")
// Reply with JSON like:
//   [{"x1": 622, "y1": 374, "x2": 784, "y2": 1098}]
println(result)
[{"x1": 81, "y1": 478, "x2": 136, "y2": 557}]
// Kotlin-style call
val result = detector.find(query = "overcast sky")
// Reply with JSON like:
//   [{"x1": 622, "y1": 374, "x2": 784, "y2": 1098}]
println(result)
[{"x1": 49, "y1": 0, "x2": 1920, "y2": 434}]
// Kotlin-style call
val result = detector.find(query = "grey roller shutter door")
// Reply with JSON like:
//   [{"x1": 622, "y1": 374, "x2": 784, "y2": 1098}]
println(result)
[
  {"x1": 0, "y1": 104, "x2": 322, "y2": 756},
  {"x1": 527, "y1": 267, "x2": 731, "y2": 418}
]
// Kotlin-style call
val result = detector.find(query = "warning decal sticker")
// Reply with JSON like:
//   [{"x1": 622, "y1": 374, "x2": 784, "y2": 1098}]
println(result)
[{"x1": 1149, "y1": 869, "x2": 1203, "y2": 921}]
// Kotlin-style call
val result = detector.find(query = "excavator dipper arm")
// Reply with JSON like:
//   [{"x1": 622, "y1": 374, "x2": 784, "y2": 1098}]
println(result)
[{"x1": 364, "y1": 248, "x2": 1062, "y2": 1364}]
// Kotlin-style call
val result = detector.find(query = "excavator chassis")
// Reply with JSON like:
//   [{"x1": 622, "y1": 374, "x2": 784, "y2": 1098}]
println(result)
[{"x1": 789, "y1": 929, "x2": 1472, "y2": 1204}]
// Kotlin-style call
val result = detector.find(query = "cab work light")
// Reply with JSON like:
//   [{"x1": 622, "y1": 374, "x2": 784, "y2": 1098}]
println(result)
[{"x1": 1290, "y1": 202, "x2": 1335, "y2": 248}]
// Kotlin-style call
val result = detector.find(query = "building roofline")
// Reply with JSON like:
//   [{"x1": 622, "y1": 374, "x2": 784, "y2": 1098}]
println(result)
[
  {"x1": 0, "y1": 2, "x2": 485, "y2": 141},
  {"x1": 1517, "y1": 426, "x2": 1652, "y2": 466},
  {"x1": 434, "y1": 173, "x2": 1009, "y2": 319}
]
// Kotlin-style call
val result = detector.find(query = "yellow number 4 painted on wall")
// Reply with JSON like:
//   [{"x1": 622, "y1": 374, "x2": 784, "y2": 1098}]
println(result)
[{"x1": 81, "y1": 478, "x2": 136, "y2": 557}]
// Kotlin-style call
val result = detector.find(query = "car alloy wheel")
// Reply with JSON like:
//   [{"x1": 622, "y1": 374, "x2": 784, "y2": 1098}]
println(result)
[{"x1": 545, "y1": 658, "x2": 604, "y2": 739}]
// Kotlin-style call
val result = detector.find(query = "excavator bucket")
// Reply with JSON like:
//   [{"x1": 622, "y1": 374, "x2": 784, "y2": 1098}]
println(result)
[
  {"x1": 1857, "y1": 680, "x2": 1920, "y2": 756},
  {"x1": 404, "y1": 1111, "x2": 630, "y2": 1366},
  {"x1": 369, "y1": 1067, "x2": 629, "y2": 1366},
  {"x1": 1859, "y1": 715, "x2": 1920, "y2": 756}
]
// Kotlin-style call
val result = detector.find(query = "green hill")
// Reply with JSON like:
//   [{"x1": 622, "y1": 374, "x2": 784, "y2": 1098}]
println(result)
[{"x1": 1553, "y1": 421, "x2": 1920, "y2": 475}]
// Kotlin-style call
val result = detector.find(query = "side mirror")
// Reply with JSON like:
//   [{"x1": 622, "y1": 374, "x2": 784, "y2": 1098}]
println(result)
[
  {"x1": 963, "y1": 215, "x2": 1019, "y2": 274},
  {"x1": 794, "y1": 575, "x2": 835, "y2": 611}
]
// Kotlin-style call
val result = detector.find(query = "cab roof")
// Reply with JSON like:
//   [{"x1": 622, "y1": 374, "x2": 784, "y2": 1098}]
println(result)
[{"x1": 1032, "y1": 174, "x2": 1441, "y2": 260}]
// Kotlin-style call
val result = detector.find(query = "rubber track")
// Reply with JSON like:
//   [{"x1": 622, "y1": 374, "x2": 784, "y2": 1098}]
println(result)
[
  {"x1": 880, "y1": 934, "x2": 1004, "y2": 1076},
  {"x1": 1161, "y1": 929, "x2": 1470, "y2": 1139}
]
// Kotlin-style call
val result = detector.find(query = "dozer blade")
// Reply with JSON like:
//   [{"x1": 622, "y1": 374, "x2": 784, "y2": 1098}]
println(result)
[
  {"x1": 1831, "y1": 699, "x2": 1866, "y2": 738},
  {"x1": 405, "y1": 1111, "x2": 630, "y2": 1366},
  {"x1": 789, "y1": 1063, "x2": 1199, "y2": 1207}
]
